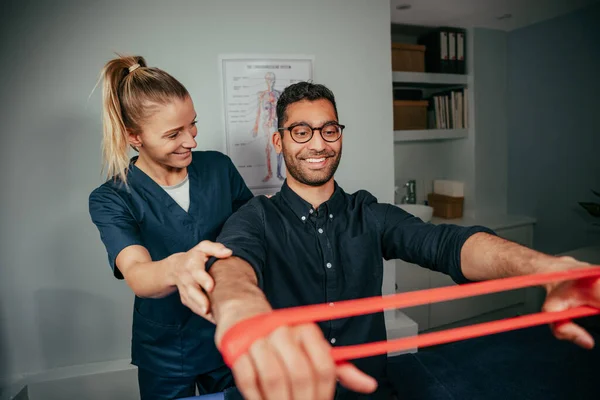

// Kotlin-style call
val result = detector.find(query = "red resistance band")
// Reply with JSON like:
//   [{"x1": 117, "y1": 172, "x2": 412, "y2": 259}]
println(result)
[{"x1": 219, "y1": 266, "x2": 600, "y2": 368}]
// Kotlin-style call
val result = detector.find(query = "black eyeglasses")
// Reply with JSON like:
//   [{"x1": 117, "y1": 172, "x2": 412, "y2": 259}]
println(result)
[{"x1": 277, "y1": 122, "x2": 345, "y2": 144}]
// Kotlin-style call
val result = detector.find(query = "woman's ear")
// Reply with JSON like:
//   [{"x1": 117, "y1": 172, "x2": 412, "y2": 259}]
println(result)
[{"x1": 128, "y1": 130, "x2": 143, "y2": 149}]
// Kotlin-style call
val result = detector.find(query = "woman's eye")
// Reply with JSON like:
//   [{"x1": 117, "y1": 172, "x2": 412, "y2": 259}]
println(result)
[{"x1": 168, "y1": 132, "x2": 179, "y2": 139}]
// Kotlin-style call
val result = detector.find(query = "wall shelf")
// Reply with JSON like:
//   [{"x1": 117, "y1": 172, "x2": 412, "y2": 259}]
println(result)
[
  {"x1": 394, "y1": 128, "x2": 468, "y2": 142},
  {"x1": 393, "y1": 71, "x2": 469, "y2": 88}
]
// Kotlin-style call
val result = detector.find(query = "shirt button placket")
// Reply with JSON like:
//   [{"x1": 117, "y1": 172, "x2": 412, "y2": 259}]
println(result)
[{"x1": 318, "y1": 216, "x2": 336, "y2": 340}]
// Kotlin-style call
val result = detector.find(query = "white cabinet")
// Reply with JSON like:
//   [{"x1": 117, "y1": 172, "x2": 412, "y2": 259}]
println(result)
[
  {"x1": 395, "y1": 222, "x2": 535, "y2": 331},
  {"x1": 395, "y1": 260, "x2": 431, "y2": 330}
]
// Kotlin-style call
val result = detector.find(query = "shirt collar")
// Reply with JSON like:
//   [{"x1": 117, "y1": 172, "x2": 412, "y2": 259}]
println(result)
[{"x1": 280, "y1": 179, "x2": 345, "y2": 223}]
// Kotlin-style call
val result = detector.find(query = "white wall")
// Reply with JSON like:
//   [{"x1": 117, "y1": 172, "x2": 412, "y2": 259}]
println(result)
[
  {"x1": 507, "y1": 2, "x2": 600, "y2": 254},
  {"x1": 473, "y1": 28, "x2": 508, "y2": 216},
  {"x1": 0, "y1": 0, "x2": 394, "y2": 385}
]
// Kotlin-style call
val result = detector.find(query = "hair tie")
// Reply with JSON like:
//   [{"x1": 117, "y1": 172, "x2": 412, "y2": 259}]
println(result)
[{"x1": 128, "y1": 63, "x2": 140, "y2": 73}]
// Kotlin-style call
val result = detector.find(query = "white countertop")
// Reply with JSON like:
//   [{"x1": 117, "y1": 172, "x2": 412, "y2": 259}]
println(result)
[{"x1": 430, "y1": 213, "x2": 537, "y2": 231}]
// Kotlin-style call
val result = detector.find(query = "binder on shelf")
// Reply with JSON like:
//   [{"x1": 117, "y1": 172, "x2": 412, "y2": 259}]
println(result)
[
  {"x1": 419, "y1": 27, "x2": 467, "y2": 74},
  {"x1": 445, "y1": 27, "x2": 467, "y2": 74},
  {"x1": 456, "y1": 29, "x2": 466, "y2": 74},
  {"x1": 448, "y1": 31, "x2": 457, "y2": 73},
  {"x1": 418, "y1": 29, "x2": 451, "y2": 73}
]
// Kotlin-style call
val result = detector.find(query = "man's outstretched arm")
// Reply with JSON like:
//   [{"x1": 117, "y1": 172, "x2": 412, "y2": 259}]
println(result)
[
  {"x1": 460, "y1": 232, "x2": 599, "y2": 349},
  {"x1": 374, "y1": 201, "x2": 598, "y2": 350},
  {"x1": 209, "y1": 256, "x2": 272, "y2": 343},
  {"x1": 208, "y1": 255, "x2": 377, "y2": 400}
]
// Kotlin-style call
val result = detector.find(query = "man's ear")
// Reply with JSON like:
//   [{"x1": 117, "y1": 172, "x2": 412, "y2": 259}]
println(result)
[{"x1": 272, "y1": 131, "x2": 283, "y2": 153}]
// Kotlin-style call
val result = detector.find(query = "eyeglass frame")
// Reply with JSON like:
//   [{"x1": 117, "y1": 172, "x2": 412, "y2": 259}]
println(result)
[{"x1": 277, "y1": 121, "x2": 345, "y2": 144}]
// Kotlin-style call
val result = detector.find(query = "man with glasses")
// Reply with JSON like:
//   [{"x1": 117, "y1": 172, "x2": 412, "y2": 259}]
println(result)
[{"x1": 205, "y1": 82, "x2": 596, "y2": 400}]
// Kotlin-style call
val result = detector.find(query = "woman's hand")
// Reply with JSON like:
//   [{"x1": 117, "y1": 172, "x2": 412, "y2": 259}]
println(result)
[{"x1": 169, "y1": 240, "x2": 232, "y2": 322}]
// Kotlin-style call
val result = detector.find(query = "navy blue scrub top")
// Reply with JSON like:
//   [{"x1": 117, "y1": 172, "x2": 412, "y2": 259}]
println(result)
[{"x1": 89, "y1": 151, "x2": 253, "y2": 377}]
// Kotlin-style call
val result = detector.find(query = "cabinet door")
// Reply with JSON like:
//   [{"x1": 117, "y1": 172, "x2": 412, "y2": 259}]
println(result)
[
  {"x1": 496, "y1": 225, "x2": 546, "y2": 313},
  {"x1": 429, "y1": 269, "x2": 525, "y2": 328},
  {"x1": 428, "y1": 224, "x2": 534, "y2": 329},
  {"x1": 395, "y1": 259, "x2": 430, "y2": 331}
]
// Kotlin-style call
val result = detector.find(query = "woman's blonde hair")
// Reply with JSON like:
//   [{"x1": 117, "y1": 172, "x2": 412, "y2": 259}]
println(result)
[{"x1": 99, "y1": 54, "x2": 189, "y2": 183}]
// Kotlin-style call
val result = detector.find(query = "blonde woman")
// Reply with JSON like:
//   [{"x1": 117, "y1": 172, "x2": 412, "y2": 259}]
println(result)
[{"x1": 89, "y1": 55, "x2": 252, "y2": 399}]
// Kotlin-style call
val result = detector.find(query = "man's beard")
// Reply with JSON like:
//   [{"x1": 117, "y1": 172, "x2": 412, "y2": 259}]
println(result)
[{"x1": 281, "y1": 143, "x2": 341, "y2": 187}]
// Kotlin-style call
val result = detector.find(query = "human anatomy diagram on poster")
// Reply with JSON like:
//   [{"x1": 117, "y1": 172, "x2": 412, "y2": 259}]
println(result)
[{"x1": 220, "y1": 55, "x2": 314, "y2": 192}]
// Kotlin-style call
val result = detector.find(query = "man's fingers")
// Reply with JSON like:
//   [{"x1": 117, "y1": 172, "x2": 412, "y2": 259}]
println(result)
[
  {"x1": 249, "y1": 338, "x2": 291, "y2": 400},
  {"x1": 336, "y1": 362, "x2": 378, "y2": 394},
  {"x1": 270, "y1": 327, "x2": 315, "y2": 400},
  {"x1": 295, "y1": 324, "x2": 336, "y2": 400},
  {"x1": 551, "y1": 320, "x2": 595, "y2": 349},
  {"x1": 232, "y1": 354, "x2": 262, "y2": 400},
  {"x1": 194, "y1": 240, "x2": 232, "y2": 258},
  {"x1": 558, "y1": 256, "x2": 590, "y2": 266}
]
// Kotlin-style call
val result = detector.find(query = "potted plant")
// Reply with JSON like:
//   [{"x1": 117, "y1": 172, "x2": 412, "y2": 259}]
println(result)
[{"x1": 579, "y1": 189, "x2": 600, "y2": 226}]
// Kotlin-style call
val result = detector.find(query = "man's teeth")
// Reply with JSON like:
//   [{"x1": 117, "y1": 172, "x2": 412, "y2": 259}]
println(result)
[{"x1": 306, "y1": 158, "x2": 326, "y2": 163}]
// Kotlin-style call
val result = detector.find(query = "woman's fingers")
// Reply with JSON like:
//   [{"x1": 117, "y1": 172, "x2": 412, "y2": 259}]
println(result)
[
  {"x1": 194, "y1": 240, "x2": 232, "y2": 258},
  {"x1": 179, "y1": 284, "x2": 211, "y2": 318}
]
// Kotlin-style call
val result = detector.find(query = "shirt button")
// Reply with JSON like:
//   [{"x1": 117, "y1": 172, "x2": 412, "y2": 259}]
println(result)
[
  {"x1": 318, "y1": 228, "x2": 323, "y2": 234},
  {"x1": 309, "y1": 209, "x2": 314, "y2": 214},
  {"x1": 330, "y1": 338, "x2": 336, "y2": 344},
  {"x1": 326, "y1": 262, "x2": 332, "y2": 269},
  {"x1": 301, "y1": 216, "x2": 306, "y2": 221},
  {"x1": 329, "y1": 214, "x2": 333, "y2": 219}
]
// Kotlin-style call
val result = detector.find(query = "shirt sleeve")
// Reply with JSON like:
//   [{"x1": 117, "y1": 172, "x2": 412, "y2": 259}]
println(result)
[
  {"x1": 225, "y1": 154, "x2": 254, "y2": 212},
  {"x1": 206, "y1": 201, "x2": 267, "y2": 288},
  {"x1": 88, "y1": 186, "x2": 144, "y2": 279},
  {"x1": 369, "y1": 202, "x2": 496, "y2": 284}
]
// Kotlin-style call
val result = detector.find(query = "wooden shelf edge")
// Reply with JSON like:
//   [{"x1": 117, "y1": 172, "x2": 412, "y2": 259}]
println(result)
[{"x1": 392, "y1": 71, "x2": 469, "y2": 86}]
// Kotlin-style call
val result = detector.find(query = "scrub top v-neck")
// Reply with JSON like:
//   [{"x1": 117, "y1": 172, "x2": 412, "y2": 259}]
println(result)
[{"x1": 89, "y1": 150, "x2": 253, "y2": 377}]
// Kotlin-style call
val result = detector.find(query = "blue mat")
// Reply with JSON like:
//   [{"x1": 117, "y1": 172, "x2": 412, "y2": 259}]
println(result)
[{"x1": 180, "y1": 395, "x2": 223, "y2": 400}]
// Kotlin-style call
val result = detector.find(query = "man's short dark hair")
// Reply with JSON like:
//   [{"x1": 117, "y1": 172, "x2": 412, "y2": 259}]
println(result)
[{"x1": 276, "y1": 81, "x2": 339, "y2": 129}]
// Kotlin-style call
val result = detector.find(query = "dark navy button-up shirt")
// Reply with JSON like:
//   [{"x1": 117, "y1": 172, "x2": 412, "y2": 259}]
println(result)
[
  {"x1": 209, "y1": 181, "x2": 494, "y2": 397},
  {"x1": 89, "y1": 151, "x2": 253, "y2": 377}
]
